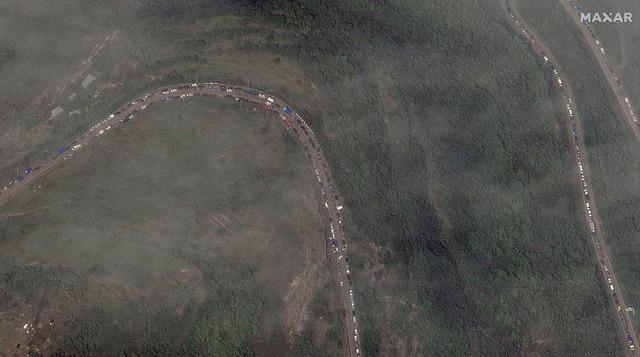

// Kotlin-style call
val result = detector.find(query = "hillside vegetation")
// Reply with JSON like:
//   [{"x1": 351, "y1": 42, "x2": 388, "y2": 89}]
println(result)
[
  {"x1": 0, "y1": 0, "x2": 627, "y2": 355},
  {"x1": 517, "y1": 0, "x2": 640, "y2": 339}
]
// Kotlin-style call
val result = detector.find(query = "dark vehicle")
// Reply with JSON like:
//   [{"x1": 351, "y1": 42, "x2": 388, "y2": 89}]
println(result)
[
  {"x1": 24, "y1": 168, "x2": 33, "y2": 175},
  {"x1": 283, "y1": 106, "x2": 293, "y2": 115},
  {"x1": 16, "y1": 176, "x2": 24, "y2": 182}
]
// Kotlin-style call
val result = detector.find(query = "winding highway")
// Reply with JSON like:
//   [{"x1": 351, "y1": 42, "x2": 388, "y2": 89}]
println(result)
[
  {"x1": 0, "y1": 83, "x2": 362, "y2": 357},
  {"x1": 504, "y1": 1, "x2": 639, "y2": 355}
]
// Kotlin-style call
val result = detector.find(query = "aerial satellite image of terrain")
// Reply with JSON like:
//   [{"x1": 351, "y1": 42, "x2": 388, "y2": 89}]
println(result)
[{"x1": 1, "y1": 0, "x2": 640, "y2": 356}]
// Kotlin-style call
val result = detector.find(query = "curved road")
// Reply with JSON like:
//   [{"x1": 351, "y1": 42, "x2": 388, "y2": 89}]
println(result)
[
  {"x1": 504, "y1": 1, "x2": 639, "y2": 355},
  {"x1": 0, "y1": 83, "x2": 362, "y2": 357}
]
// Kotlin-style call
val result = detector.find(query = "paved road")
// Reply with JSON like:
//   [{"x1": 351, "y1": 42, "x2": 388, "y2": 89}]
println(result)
[
  {"x1": 0, "y1": 83, "x2": 362, "y2": 357},
  {"x1": 559, "y1": 0, "x2": 640, "y2": 141},
  {"x1": 504, "y1": 1, "x2": 639, "y2": 355}
]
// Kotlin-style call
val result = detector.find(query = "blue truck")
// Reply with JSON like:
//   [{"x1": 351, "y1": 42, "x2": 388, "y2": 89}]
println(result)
[{"x1": 283, "y1": 106, "x2": 293, "y2": 115}]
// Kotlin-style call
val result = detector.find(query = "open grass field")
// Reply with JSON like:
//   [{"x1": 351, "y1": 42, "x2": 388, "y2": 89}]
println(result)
[
  {"x1": 0, "y1": 98, "x2": 343, "y2": 356},
  {"x1": 0, "y1": 0, "x2": 636, "y2": 355}
]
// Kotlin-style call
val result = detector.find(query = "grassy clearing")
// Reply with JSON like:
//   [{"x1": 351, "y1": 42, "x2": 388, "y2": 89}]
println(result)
[{"x1": 0, "y1": 98, "x2": 331, "y2": 355}]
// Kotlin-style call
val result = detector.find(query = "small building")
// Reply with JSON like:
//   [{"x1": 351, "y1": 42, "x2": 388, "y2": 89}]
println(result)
[
  {"x1": 81, "y1": 74, "x2": 96, "y2": 89},
  {"x1": 49, "y1": 106, "x2": 64, "y2": 120}
]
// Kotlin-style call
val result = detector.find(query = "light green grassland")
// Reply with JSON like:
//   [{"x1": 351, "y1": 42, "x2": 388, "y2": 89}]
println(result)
[{"x1": 0, "y1": 98, "x2": 341, "y2": 356}]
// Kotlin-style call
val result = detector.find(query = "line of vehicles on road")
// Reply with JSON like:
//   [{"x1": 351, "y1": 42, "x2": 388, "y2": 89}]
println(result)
[
  {"x1": 568, "y1": 0, "x2": 638, "y2": 125},
  {"x1": 507, "y1": 5, "x2": 636, "y2": 353},
  {"x1": 285, "y1": 105, "x2": 360, "y2": 355},
  {"x1": 561, "y1": 94, "x2": 596, "y2": 233},
  {"x1": 0, "y1": 81, "x2": 363, "y2": 356}
]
